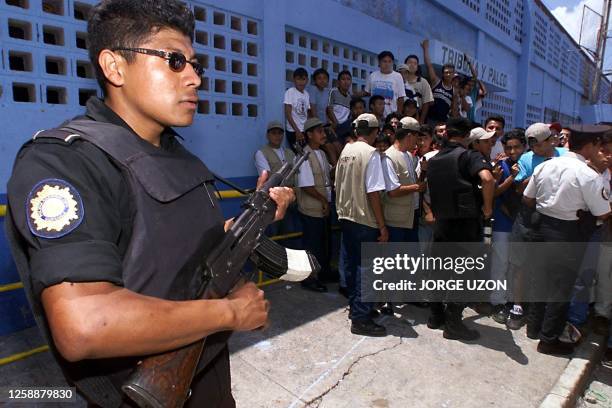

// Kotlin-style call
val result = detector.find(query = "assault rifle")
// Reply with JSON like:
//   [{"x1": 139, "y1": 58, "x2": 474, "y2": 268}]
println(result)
[{"x1": 122, "y1": 147, "x2": 318, "y2": 408}]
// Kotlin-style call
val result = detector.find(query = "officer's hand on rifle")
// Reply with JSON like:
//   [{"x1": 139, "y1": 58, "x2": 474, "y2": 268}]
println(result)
[
  {"x1": 415, "y1": 182, "x2": 427, "y2": 193},
  {"x1": 257, "y1": 171, "x2": 296, "y2": 221},
  {"x1": 227, "y1": 282, "x2": 270, "y2": 331}
]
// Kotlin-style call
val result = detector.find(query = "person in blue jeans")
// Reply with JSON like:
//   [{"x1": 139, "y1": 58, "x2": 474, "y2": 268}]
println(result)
[{"x1": 335, "y1": 113, "x2": 389, "y2": 337}]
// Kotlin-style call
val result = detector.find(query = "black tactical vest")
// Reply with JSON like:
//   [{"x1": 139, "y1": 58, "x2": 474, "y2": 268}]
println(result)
[
  {"x1": 5, "y1": 118, "x2": 231, "y2": 407},
  {"x1": 427, "y1": 145, "x2": 480, "y2": 220}
]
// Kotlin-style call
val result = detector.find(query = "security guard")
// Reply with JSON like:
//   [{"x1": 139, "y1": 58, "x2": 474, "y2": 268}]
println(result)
[
  {"x1": 383, "y1": 117, "x2": 426, "y2": 242},
  {"x1": 336, "y1": 113, "x2": 389, "y2": 337},
  {"x1": 523, "y1": 125, "x2": 611, "y2": 356},
  {"x1": 426, "y1": 117, "x2": 496, "y2": 340},
  {"x1": 4, "y1": 1, "x2": 294, "y2": 407},
  {"x1": 297, "y1": 117, "x2": 332, "y2": 292}
]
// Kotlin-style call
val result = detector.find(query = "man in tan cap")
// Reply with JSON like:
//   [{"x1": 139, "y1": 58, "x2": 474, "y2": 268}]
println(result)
[
  {"x1": 254, "y1": 121, "x2": 297, "y2": 237},
  {"x1": 254, "y1": 120, "x2": 295, "y2": 182},
  {"x1": 297, "y1": 118, "x2": 333, "y2": 293},
  {"x1": 335, "y1": 113, "x2": 389, "y2": 337},
  {"x1": 383, "y1": 117, "x2": 426, "y2": 242}
]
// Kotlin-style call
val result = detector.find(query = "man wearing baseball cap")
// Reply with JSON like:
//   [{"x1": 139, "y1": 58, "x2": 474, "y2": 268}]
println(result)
[
  {"x1": 467, "y1": 127, "x2": 496, "y2": 161},
  {"x1": 523, "y1": 124, "x2": 611, "y2": 355},
  {"x1": 383, "y1": 117, "x2": 426, "y2": 243},
  {"x1": 335, "y1": 113, "x2": 390, "y2": 337},
  {"x1": 297, "y1": 118, "x2": 332, "y2": 293},
  {"x1": 254, "y1": 121, "x2": 296, "y2": 182}
]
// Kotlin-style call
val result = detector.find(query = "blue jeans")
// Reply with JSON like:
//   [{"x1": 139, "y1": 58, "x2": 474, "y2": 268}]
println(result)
[
  {"x1": 387, "y1": 225, "x2": 412, "y2": 242},
  {"x1": 339, "y1": 233, "x2": 347, "y2": 287},
  {"x1": 340, "y1": 219, "x2": 379, "y2": 321}
]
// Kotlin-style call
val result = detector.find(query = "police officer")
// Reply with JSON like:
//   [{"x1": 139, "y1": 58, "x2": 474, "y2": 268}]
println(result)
[
  {"x1": 4, "y1": 2, "x2": 294, "y2": 407},
  {"x1": 426, "y1": 117, "x2": 496, "y2": 340},
  {"x1": 523, "y1": 125, "x2": 611, "y2": 355},
  {"x1": 336, "y1": 113, "x2": 389, "y2": 337}
]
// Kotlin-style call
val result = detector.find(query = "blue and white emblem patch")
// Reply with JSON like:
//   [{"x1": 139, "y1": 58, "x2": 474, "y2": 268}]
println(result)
[{"x1": 27, "y1": 179, "x2": 84, "y2": 239}]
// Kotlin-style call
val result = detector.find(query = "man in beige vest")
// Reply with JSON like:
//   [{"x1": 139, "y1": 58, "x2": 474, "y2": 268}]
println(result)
[
  {"x1": 254, "y1": 121, "x2": 297, "y2": 237},
  {"x1": 297, "y1": 118, "x2": 332, "y2": 292},
  {"x1": 254, "y1": 120, "x2": 296, "y2": 181},
  {"x1": 336, "y1": 113, "x2": 389, "y2": 337},
  {"x1": 383, "y1": 117, "x2": 427, "y2": 242}
]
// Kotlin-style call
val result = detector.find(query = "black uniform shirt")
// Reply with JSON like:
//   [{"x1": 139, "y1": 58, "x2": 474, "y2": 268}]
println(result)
[
  {"x1": 442, "y1": 141, "x2": 492, "y2": 205},
  {"x1": 7, "y1": 98, "x2": 179, "y2": 297}
]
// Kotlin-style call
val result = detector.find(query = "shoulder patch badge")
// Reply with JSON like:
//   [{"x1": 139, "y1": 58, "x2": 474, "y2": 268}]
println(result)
[
  {"x1": 27, "y1": 179, "x2": 84, "y2": 239},
  {"x1": 603, "y1": 187, "x2": 610, "y2": 201}
]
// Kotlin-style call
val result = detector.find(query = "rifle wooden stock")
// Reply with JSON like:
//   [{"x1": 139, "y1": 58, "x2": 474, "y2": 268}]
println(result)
[{"x1": 122, "y1": 287, "x2": 220, "y2": 408}]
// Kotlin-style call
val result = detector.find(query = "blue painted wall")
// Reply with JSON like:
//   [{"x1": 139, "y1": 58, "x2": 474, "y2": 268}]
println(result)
[{"x1": 0, "y1": 0, "x2": 610, "y2": 335}]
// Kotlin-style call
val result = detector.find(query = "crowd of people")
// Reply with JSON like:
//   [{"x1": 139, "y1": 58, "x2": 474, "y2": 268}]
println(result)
[{"x1": 254, "y1": 48, "x2": 612, "y2": 358}]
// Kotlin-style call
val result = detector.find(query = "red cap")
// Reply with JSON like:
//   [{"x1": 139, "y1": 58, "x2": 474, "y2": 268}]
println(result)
[{"x1": 549, "y1": 122, "x2": 562, "y2": 133}]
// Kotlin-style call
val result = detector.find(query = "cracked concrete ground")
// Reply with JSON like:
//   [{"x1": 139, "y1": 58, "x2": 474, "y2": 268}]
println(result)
[
  {"x1": 229, "y1": 283, "x2": 573, "y2": 408},
  {"x1": 0, "y1": 282, "x2": 579, "y2": 407}
]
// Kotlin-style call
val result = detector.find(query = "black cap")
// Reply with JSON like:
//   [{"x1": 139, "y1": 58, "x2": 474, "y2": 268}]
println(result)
[{"x1": 567, "y1": 124, "x2": 612, "y2": 136}]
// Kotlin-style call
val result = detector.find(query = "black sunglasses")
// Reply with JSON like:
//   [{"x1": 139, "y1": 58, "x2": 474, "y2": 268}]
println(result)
[{"x1": 112, "y1": 47, "x2": 205, "y2": 77}]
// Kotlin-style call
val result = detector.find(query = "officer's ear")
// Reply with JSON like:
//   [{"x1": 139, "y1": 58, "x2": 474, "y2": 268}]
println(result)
[{"x1": 98, "y1": 49, "x2": 127, "y2": 88}]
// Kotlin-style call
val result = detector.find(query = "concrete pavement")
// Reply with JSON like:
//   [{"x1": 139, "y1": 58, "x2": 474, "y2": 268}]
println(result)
[{"x1": 0, "y1": 282, "x2": 596, "y2": 407}]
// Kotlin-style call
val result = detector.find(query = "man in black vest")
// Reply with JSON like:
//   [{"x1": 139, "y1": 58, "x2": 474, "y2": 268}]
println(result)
[
  {"x1": 426, "y1": 118, "x2": 496, "y2": 340},
  {"x1": 4, "y1": 1, "x2": 294, "y2": 407}
]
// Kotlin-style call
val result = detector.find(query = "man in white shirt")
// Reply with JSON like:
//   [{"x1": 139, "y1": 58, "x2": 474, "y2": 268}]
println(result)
[
  {"x1": 284, "y1": 67, "x2": 312, "y2": 151},
  {"x1": 523, "y1": 125, "x2": 611, "y2": 356},
  {"x1": 297, "y1": 118, "x2": 333, "y2": 293},
  {"x1": 364, "y1": 51, "x2": 406, "y2": 117},
  {"x1": 254, "y1": 121, "x2": 295, "y2": 179}
]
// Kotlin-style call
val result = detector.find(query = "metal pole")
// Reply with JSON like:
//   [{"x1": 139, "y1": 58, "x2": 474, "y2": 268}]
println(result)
[{"x1": 592, "y1": 0, "x2": 611, "y2": 103}]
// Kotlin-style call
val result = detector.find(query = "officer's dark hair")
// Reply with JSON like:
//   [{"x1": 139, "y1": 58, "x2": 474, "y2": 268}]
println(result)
[
  {"x1": 312, "y1": 68, "x2": 330, "y2": 81},
  {"x1": 350, "y1": 97, "x2": 365, "y2": 109},
  {"x1": 378, "y1": 51, "x2": 395, "y2": 62},
  {"x1": 446, "y1": 118, "x2": 472, "y2": 139},
  {"x1": 485, "y1": 115, "x2": 506, "y2": 129},
  {"x1": 569, "y1": 132, "x2": 602, "y2": 151},
  {"x1": 293, "y1": 67, "x2": 308, "y2": 79},
  {"x1": 502, "y1": 129, "x2": 526, "y2": 146},
  {"x1": 602, "y1": 132, "x2": 612, "y2": 145},
  {"x1": 369, "y1": 95, "x2": 385, "y2": 109},
  {"x1": 88, "y1": 0, "x2": 195, "y2": 94},
  {"x1": 338, "y1": 70, "x2": 352, "y2": 81},
  {"x1": 385, "y1": 112, "x2": 401, "y2": 124}
]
